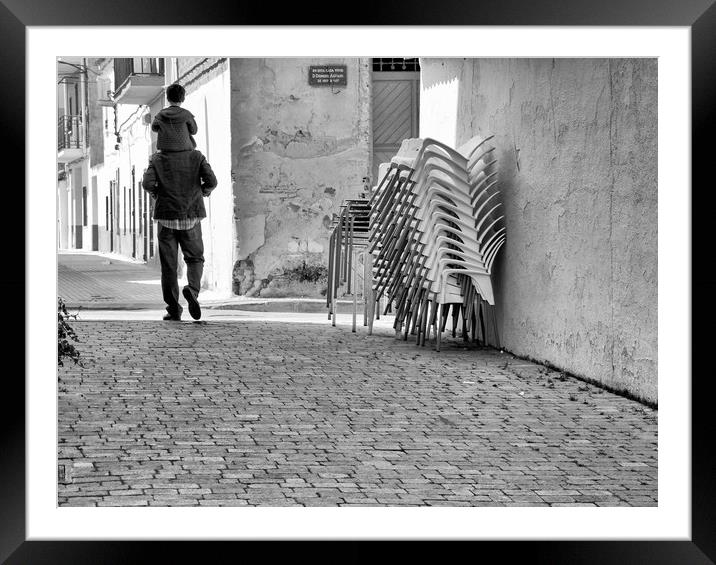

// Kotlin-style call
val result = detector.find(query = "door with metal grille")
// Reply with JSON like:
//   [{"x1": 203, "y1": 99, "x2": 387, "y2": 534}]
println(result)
[{"x1": 371, "y1": 59, "x2": 420, "y2": 186}]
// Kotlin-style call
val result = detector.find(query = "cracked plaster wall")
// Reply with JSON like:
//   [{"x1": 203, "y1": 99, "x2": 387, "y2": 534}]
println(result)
[
  {"x1": 230, "y1": 58, "x2": 371, "y2": 295},
  {"x1": 420, "y1": 58, "x2": 657, "y2": 402}
]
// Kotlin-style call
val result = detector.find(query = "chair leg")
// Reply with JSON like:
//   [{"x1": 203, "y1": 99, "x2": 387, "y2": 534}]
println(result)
[
  {"x1": 332, "y1": 294, "x2": 337, "y2": 327},
  {"x1": 471, "y1": 305, "x2": 478, "y2": 343},
  {"x1": 409, "y1": 292, "x2": 421, "y2": 336},
  {"x1": 426, "y1": 298, "x2": 438, "y2": 346},
  {"x1": 411, "y1": 290, "x2": 424, "y2": 342},
  {"x1": 363, "y1": 251, "x2": 371, "y2": 327},
  {"x1": 403, "y1": 299, "x2": 412, "y2": 341},
  {"x1": 440, "y1": 302, "x2": 449, "y2": 333},
  {"x1": 352, "y1": 248, "x2": 357, "y2": 333},
  {"x1": 452, "y1": 304, "x2": 460, "y2": 338},
  {"x1": 419, "y1": 294, "x2": 430, "y2": 346},
  {"x1": 436, "y1": 303, "x2": 442, "y2": 352},
  {"x1": 367, "y1": 288, "x2": 376, "y2": 335},
  {"x1": 462, "y1": 307, "x2": 469, "y2": 342}
]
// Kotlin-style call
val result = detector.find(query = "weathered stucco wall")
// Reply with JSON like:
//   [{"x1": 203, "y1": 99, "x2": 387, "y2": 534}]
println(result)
[
  {"x1": 230, "y1": 58, "x2": 371, "y2": 296},
  {"x1": 420, "y1": 58, "x2": 657, "y2": 402}
]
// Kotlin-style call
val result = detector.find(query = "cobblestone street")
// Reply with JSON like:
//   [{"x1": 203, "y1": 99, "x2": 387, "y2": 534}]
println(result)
[
  {"x1": 58, "y1": 251, "x2": 164, "y2": 309},
  {"x1": 58, "y1": 315, "x2": 658, "y2": 507}
]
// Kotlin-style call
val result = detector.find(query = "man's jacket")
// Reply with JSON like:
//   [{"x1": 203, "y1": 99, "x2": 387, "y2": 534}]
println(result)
[{"x1": 142, "y1": 150, "x2": 217, "y2": 220}]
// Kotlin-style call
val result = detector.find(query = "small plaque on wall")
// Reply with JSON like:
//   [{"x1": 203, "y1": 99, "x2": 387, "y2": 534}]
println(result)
[
  {"x1": 308, "y1": 65, "x2": 347, "y2": 86},
  {"x1": 259, "y1": 185, "x2": 298, "y2": 196}
]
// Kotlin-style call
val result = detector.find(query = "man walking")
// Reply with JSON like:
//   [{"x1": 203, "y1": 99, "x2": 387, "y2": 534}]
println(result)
[{"x1": 142, "y1": 148, "x2": 217, "y2": 321}]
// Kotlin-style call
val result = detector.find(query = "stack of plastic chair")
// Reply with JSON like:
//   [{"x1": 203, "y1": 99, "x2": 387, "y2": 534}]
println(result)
[
  {"x1": 326, "y1": 198, "x2": 371, "y2": 332},
  {"x1": 366, "y1": 134, "x2": 505, "y2": 350},
  {"x1": 364, "y1": 158, "x2": 418, "y2": 334}
]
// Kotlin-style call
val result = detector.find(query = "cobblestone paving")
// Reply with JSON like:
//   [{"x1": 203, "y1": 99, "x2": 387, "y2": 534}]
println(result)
[
  {"x1": 58, "y1": 252, "x2": 163, "y2": 308},
  {"x1": 58, "y1": 319, "x2": 657, "y2": 507}
]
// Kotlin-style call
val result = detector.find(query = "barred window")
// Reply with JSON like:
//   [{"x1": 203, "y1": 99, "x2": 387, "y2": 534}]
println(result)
[{"x1": 372, "y1": 58, "x2": 421, "y2": 72}]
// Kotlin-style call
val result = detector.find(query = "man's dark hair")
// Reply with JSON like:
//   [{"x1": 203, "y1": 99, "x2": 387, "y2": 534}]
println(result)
[{"x1": 166, "y1": 83, "x2": 186, "y2": 104}]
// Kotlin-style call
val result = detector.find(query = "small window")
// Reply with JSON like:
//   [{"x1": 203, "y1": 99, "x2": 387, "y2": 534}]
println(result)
[{"x1": 372, "y1": 58, "x2": 421, "y2": 72}]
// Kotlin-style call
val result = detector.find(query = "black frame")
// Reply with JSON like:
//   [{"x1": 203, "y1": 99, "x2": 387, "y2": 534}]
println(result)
[{"x1": 10, "y1": 0, "x2": 714, "y2": 562}]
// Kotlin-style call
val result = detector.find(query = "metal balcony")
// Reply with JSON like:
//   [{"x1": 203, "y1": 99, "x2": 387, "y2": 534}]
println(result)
[
  {"x1": 57, "y1": 115, "x2": 85, "y2": 162},
  {"x1": 113, "y1": 58, "x2": 165, "y2": 105}
]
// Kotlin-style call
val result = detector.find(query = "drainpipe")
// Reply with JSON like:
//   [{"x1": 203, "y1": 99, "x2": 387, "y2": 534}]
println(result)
[
  {"x1": 113, "y1": 101, "x2": 119, "y2": 149},
  {"x1": 82, "y1": 58, "x2": 89, "y2": 151}
]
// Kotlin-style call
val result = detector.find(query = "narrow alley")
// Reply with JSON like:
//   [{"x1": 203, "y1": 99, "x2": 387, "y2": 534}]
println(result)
[{"x1": 57, "y1": 252, "x2": 658, "y2": 507}]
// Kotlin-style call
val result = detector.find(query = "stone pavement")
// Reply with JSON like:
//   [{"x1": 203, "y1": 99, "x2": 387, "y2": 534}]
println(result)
[
  {"x1": 58, "y1": 251, "x2": 337, "y2": 312},
  {"x1": 58, "y1": 251, "x2": 164, "y2": 309},
  {"x1": 58, "y1": 315, "x2": 658, "y2": 507}
]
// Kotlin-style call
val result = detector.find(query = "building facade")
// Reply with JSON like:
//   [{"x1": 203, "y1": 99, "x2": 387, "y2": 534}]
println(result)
[
  {"x1": 58, "y1": 56, "x2": 384, "y2": 298},
  {"x1": 57, "y1": 58, "x2": 92, "y2": 252},
  {"x1": 229, "y1": 58, "x2": 372, "y2": 296},
  {"x1": 57, "y1": 56, "x2": 657, "y2": 401},
  {"x1": 418, "y1": 58, "x2": 658, "y2": 402}
]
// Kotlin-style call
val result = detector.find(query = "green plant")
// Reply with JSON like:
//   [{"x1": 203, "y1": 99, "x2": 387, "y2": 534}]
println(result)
[
  {"x1": 58, "y1": 298, "x2": 82, "y2": 367},
  {"x1": 286, "y1": 261, "x2": 328, "y2": 283}
]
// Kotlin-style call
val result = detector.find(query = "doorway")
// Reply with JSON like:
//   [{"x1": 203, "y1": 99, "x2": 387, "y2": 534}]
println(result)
[{"x1": 371, "y1": 58, "x2": 420, "y2": 185}]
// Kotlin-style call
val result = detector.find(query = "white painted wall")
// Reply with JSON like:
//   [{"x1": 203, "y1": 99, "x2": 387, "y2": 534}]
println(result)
[
  {"x1": 419, "y1": 60, "x2": 462, "y2": 146},
  {"x1": 418, "y1": 57, "x2": 658, "y2": 402},
  {"x1": 86, "y1": 59, "x2": 234, "y2": 296},
  {"x1": 182, "y1": 68, "x2": 234, "y2": 297},
  {"x1": 57, "y1": 179, "x2": 69, "y2": 249}
]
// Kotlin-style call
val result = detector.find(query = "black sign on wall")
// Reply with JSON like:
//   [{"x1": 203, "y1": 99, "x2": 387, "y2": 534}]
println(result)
[{"x1": 309, "y1": 65, "x2": 347, "y2": 86}]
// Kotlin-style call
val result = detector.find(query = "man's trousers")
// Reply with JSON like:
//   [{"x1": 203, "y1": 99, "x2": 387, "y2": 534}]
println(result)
[{"x1": 157, "y1": 222, "x2": 204, "y2": 317}]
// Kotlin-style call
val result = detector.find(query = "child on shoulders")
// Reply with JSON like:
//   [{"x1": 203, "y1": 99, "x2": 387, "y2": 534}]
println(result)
[{"x1": 151, "y1": 83, "x2": 197, "y2": 152}]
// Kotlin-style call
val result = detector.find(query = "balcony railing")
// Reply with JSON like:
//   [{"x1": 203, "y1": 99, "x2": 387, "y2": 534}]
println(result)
[
  {"x1": 58, "y1": 115, "x2": 84, "y2": 151},
  {"x1": 113, "y1": 58, "x2": 165, "y2": 102}
]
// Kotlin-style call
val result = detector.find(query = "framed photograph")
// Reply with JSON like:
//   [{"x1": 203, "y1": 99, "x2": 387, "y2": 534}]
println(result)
[{"x1": 10, "y1": 0, "x2": 713, "y2": 562}]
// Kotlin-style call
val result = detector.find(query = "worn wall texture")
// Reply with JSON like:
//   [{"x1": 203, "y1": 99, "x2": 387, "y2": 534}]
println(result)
[
  {"x1": 419, "y1": 58, "x2": 657, "y2": 402},
  {"x1": 229, "y1": 58, "x2": 372, "y2": 296}
]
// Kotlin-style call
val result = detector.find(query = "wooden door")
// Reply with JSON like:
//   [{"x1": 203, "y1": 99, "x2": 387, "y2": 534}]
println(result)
[{"x1": 371, "y1": 71, "x2": 420, "y2": 186}]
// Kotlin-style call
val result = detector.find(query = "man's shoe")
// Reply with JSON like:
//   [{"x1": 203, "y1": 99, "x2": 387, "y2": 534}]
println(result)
[
  {"x1": 163, "y1": 313, "x2": 181, "y2": 321},
  {"x1": 182, "y1": 286, "x2": 201, "y2": 320}
]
